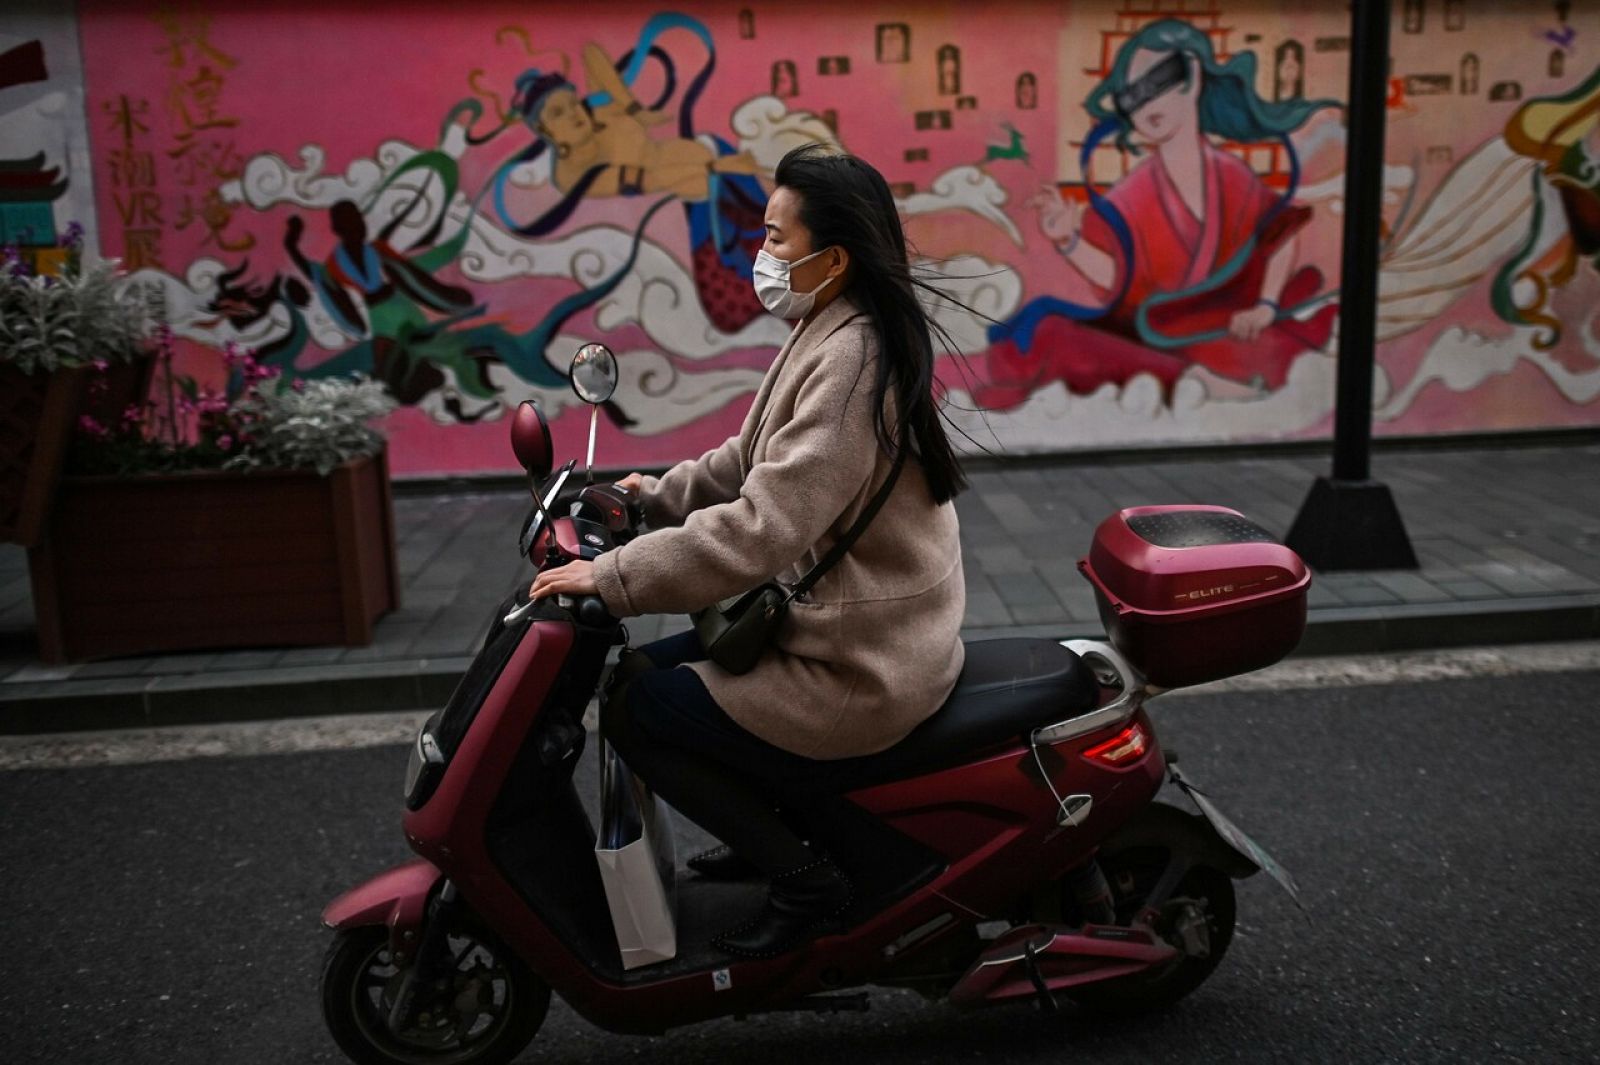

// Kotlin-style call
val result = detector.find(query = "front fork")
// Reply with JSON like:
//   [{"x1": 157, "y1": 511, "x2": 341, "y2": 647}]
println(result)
[{"x1": 387, "y1": 880, "x2": 462, "y2": 1035}]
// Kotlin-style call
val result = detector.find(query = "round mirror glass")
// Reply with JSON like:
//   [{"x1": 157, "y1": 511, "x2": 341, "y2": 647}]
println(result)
[{"x1": 570, "y1": 343, "x2": 619, "y2": 405}]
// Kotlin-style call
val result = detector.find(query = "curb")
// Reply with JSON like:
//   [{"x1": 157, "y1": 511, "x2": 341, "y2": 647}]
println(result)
[
  {"x1": 3, "y1": 596, "x2": 1599, "y2": 737},
  {"x1": 0, "y1": 657, "x2": 472, "y2": 736}
]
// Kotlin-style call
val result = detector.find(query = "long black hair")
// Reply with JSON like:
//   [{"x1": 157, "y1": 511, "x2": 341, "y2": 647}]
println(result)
[{"x1": 773, "y1": 143, "x2": 967, "y2": 504}]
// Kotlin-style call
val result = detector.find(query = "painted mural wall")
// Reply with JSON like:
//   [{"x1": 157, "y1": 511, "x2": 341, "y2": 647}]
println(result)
[
  {"x1": 35, "y1": 0, "x2": 1600, "y2": 474},
  {"x1": 2, "y1": 1, "x2": 101, "y2": 272}
]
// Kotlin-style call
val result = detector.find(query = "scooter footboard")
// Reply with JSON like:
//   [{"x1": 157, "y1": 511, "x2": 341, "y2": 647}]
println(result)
[{"x1": 322, "y1": 858, "x2": 442, "y2": 946}]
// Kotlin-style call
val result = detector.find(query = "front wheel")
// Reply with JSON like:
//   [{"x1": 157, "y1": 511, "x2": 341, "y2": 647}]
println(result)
[{"x1": 321, "y1": 925, "x2": 549, "y2": 1065}]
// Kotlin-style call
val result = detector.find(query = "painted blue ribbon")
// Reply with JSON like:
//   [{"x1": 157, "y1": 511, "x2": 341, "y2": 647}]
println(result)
[{"x1": 986, "y1": 117, "x2": 1138, "y2": 353}]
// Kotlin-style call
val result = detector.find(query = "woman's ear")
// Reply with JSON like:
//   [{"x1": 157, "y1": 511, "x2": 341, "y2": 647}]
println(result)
[{"x1": 825, "y1": 245, "x2": 851, "y2": 282}]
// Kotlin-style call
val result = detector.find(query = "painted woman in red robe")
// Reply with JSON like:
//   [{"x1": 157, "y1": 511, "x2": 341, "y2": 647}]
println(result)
[{"x1": 975, "y1": 20, "x2": 1340, "y2": 409}]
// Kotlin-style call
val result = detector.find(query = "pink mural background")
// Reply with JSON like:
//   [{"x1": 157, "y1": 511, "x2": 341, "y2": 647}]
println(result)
[{"x1": 62, "y1": 0, "x2": 1600, "y2": 476}]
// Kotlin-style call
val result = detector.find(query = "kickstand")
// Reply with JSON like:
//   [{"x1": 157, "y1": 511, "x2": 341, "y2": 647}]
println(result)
[{"x1": 1024, "y1": 938, "x2": 1059, "y2": 1015}]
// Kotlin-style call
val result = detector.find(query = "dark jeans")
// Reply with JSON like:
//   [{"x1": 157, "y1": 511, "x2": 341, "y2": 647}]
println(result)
[{"x1": 600, "y1": 630, "x2": 830, "y2": 876}]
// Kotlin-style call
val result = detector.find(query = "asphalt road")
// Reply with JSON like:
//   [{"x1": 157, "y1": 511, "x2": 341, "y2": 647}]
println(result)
[{"x1": 4, "y1": 668, "x2": 1599, "y2": 1064}]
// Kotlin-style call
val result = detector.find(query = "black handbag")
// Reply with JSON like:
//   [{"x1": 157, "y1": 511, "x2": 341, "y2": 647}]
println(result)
[{"x1": 691, "y1": 444, "x2": 907, "y2": 675}]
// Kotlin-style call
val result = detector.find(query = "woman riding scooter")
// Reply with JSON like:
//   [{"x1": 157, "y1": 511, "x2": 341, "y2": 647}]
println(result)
[{"x1": 529, "y1": 144, "x2": 969, "y2": 959}]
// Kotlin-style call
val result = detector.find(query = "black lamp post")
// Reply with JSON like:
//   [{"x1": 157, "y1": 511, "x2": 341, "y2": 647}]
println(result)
[{"x1": 1284, "y1": 0, "x2": 1418, "y2": 570}]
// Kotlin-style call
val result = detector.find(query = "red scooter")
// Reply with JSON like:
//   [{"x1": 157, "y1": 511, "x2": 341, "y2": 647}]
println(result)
[{"x1": 320, "y1": 346, "x2": 1308, "y2": 1065}]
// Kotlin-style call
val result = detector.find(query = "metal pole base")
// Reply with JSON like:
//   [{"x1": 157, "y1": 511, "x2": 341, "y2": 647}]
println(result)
[{"x1": 1285, "y1": 476, "x2": 1419, "y2": 571}]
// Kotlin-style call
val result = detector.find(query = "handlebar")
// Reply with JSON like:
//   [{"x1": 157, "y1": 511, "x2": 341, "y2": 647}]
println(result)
[
  {"x1": 503, "y1": 592, "x2": 613, "y2": 627},
  {"x1": 511, "y1": 478, "x2": 641, "y2": 627}
]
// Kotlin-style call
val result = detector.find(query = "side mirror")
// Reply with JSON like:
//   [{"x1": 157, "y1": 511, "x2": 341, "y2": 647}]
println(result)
[
  {"x1": 570, "y1": 343, "x2": 619, "y2": 405},
  {"x1": 509, "y1": 400, "x2": 553, "y2": 480},
  {"x1": 569, "y1": 344, "x2": 619, "y2": 483}
]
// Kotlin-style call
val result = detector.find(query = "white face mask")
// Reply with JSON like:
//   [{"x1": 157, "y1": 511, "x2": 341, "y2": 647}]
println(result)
[{"x1": 752, "y1": 247, "x2": 836, "y2": 320}]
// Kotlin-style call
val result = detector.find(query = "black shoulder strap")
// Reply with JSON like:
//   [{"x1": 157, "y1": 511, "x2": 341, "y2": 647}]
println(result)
[{"x1": 787, "y1": 438, "x2": 908, "y2": 602}]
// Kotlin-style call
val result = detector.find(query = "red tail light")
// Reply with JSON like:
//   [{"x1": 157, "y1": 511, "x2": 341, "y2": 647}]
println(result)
[{"x1": 1083, "y1": 723, "x2": 1148, "y2": 768}]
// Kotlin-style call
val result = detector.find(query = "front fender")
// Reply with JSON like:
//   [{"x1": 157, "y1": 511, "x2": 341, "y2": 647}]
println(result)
[{"x1": 322, "y1": 859, "x2": 442, "y2": 949}]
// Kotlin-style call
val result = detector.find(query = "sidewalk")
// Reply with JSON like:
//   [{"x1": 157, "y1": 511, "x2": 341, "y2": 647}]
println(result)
[{"x1": 3, "y1": 439, "x2": 1598, "y2": 734}]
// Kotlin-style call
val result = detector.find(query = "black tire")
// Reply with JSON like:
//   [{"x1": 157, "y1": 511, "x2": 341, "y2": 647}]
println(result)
[
  {"x1": 1062, "y1": 851, "x2": 1237, "y2": 1016},
  {"x1": 321, "y1": 925, "x2": 549, "y2": 1065}
]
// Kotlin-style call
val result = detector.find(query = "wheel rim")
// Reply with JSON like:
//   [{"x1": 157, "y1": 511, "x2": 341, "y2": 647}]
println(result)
[{"x1": 348, "y1": 931, "x2": 519, "y2": 1064}]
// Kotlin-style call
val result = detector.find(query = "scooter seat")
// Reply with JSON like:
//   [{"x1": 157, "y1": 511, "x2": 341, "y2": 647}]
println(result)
[{"x1": 830, "y1": 638, "x2": 1101, "y2": 788}]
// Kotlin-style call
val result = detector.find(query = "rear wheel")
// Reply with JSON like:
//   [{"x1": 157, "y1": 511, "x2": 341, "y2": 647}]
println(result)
[
  {"x1": 1060, "y1": 846, "x2": 1237, "y2": 1015},
  {"x1": 321, "y1": 925, "x2": 548, "y2": 1065}
]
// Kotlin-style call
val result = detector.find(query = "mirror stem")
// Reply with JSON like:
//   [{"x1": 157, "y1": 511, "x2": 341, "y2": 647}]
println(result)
[
  {"x1": 585, "y1": 404, "x2": 600, "y2": 485},
  {"x1": 527, "y1": 474, "x2": 564, "y2": 565}
]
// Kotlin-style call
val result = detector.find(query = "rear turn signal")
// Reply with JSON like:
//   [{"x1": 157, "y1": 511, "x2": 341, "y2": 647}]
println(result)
[{"x1": 1083, "y1": 722, "x2": 1148, "y2": 768}]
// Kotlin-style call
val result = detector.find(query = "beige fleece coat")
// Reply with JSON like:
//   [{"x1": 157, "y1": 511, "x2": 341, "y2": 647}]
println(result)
[{"x1": 591, "y1": 297, "x2": 966, "y2": 759}]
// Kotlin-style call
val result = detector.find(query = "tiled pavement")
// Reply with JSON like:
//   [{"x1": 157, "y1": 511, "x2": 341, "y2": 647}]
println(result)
[{"x1": 3, "y1": 439, "x2": 1598, "y2": 732}]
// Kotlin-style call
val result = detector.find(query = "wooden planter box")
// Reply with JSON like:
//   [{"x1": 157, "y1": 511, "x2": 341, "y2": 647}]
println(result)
[
  {"x1": 0, "y1": 364, "x2": 84, "y2": 548},
  {"x1": 27, "y1": 450, "x2": 399, "y2": 663},
  {"x1": 0, "y1": 357, "x2": 153, "y2": 548}
]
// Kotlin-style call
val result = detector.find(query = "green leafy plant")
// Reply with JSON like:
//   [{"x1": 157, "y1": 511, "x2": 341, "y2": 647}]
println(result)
[
  {"x1": 224, "y1": 376, "x2": 396, "y2": 477},
  {"x1": 70, "y1": 325, "x2": 395, "y2": 477},
  {"x1": 0, "y1": 226, "x2": 150, "y2": 373}
]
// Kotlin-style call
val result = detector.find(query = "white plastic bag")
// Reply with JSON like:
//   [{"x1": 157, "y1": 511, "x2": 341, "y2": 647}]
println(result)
[{"x1": 594, "y1": 739, "x2": 678, "y2": 969}]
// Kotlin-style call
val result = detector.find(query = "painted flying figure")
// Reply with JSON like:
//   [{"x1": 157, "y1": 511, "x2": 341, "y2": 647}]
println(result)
[
  {"x1": 283, "y1": 201, "x2": 502, "y2": 410},
  {"x1": 975, "y1": 20, "x2": 1339, "y2": 410},
  {"x1": 477, "y1": 14, "x2": 774, "y2": 335}
]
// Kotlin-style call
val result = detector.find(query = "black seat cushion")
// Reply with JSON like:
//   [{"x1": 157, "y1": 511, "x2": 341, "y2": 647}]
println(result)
[{"x1": 829, "y1": 638, "x2": 1101, "y2": 790}]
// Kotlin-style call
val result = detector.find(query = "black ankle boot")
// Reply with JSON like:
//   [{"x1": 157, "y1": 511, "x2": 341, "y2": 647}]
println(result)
[
  {"x1": 712, "y1": 859, "x2": 852, "y2": 959},
  {"x1": 686, "y1": 845, "x2": 762, "y2": 881}
]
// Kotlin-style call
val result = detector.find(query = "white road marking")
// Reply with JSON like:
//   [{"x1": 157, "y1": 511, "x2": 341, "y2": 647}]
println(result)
[
  {"x1": 0, "y1": 709, "x2": 431, "y2": 771},
  {"x1": 2, "y1": 641, "x2": 1598, "y2": 771}
]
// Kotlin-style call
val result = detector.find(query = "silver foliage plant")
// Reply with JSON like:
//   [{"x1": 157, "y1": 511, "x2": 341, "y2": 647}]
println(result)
[
  {"x1": 226, "y1": 376, "x2": 398, "y2": 477},
  {"x1": 0, "y1": 256, "x2": 150, "y2": 373}
]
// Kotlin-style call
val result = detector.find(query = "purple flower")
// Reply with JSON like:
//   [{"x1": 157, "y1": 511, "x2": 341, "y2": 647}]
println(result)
[
  {"x1": 217, "y1": 434, "x2": 233, "y2": 451},
  {"x1": 77, "y1": 414, "x2": 107, "y2": 437},
  {"x1": 61, "y1": 222, "x2": 85, "y2": 250},
  {"x1": 2, "y1": 244, "x2": 26, "y2": 279},
  {"x1": 91, "y1": 358, "x2": 110, "y2": 373}
]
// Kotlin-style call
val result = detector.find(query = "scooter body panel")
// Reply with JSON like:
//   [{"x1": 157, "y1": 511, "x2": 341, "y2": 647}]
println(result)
[
  {"x1": 849, "y1": 708, "x2": 1166, "y2": 918},
  {"x1": 401, "y1": 620, "x2": 574, "y2": 863}
]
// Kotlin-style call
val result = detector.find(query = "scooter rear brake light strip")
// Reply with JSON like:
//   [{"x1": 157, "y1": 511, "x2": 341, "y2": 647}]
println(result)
[{"x1": 1082, "y1": 723, "x2": 1149, "y2": 767}]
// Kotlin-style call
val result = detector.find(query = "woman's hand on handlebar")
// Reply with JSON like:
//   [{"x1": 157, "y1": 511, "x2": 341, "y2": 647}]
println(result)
[
  {"x1": 529, "y1": 559, "x2": 598, "y2": 601},
  {"x1": 616, "y1": 472, "x2": 644, "y2": 494}
]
